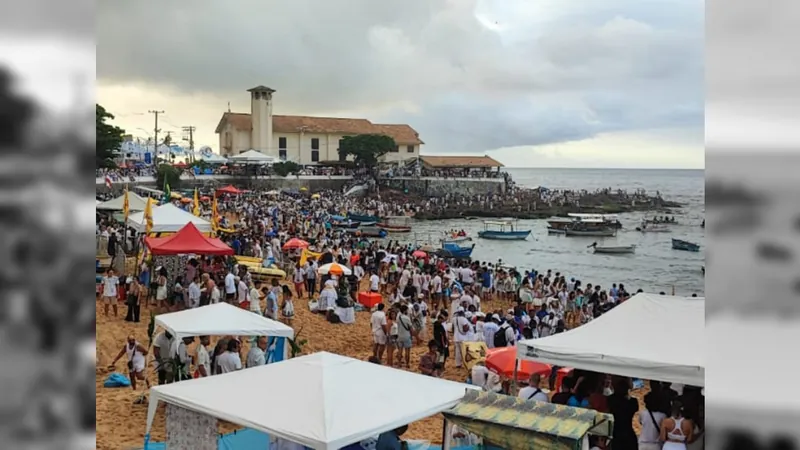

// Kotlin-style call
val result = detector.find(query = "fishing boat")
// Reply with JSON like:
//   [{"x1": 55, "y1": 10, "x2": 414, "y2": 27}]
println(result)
[
  {"x1": 636, "y1": 225, "x2": 670, "y2": 233},
  {"x1": 442, "y1": 231, "x2": 472, "y2": 243},
  {"x1": 328, "y1": 215, "x2": 361, "y2": 229},
  {"x1": 438, "y1": 242, "x2": 475, "y2": 259},
  {"x1": 377, "y1": 216, "x2": 412, "y2": 233},
  {"x1": 547, "y1": 227, "x2": 566, "y2": 235},
  {"x1": 477, "y1": 220, "x2": 531, "y2": 240},
  {"x1": 672, "y1": 238, "x2": 700, "y2": 252},
  {"x1": 546, "y1": 217, "x2": 575, "y2": 231},
  {"x1": 588, "y1": 242, "x2": 636, "y2": 254},
  {"x1": 346, "y1": 226, "x2": 388, "y2": 238},
  {"x1": 347, "y1": 213, "x2": 381, "y2": 223},
  {"x1": 567, "y1": 213, "x2": 623, "y2": 230},
  {"x1": 564, "y1": 221, "x2": 617, "y2": 237}
]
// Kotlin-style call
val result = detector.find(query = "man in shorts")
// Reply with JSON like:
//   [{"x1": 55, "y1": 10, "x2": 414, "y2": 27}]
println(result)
[
  {"x1": 109, "y1": 334, "x2": 150, "y2": 393},
  {"x1": 102, "y1": 268, "x2": 120, "y2": 318},
  {"x1": 224, "y1": 268, "x2": 236, "y2": 304},
  {"x1": 395, "y1": 304, "x2": 414, "y2": 368},
  {"x1": 370, "y1": 303, "x2": 388, "y2": 362}
]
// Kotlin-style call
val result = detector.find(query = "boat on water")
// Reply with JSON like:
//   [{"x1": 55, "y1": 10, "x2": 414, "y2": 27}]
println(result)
[
  {"x1": 672, "y1": 238, "x2": 700, "y2": 252},
  {"x1": 478, "y1": 220, "x2": 531, "y2": 240},
  {"x1": 636, "y1": 225, "x2": 670, "y2": 233},
  {"x1": 328, "y1": 215, "x2": 361, "y2": 229},
  {"x1": 564, "y1": 221, "x2": 617, "y2": 237},
  {"x1": 442, "y1": 230, "x2": 471, "y2": 243},
  {"x1": 547, "y1": 227, "x2": 566, "y2": 235},
  {"x1": 377, "y1": 216, "x2": 412, "y2": 233},
  {"x1": 346, "y1": 226, "x2": 388, "y2": 238},
  {"x1": 588, "y1": 242, "x2": 636, "y2": 254},
  {"x1": 347, "y1": 213, "x2": 382, "y2": 223},
  {"x1": 567, "y1": 213, "x2": 623, "y2": 230},
  {"x1": 438, "y1": 242, "x2": 475, "y2": 259}
]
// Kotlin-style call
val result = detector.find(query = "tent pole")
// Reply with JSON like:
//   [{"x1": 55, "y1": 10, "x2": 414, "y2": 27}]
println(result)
[{"x1": 511, "y1": 358, "x2": 519, "y2": 396}]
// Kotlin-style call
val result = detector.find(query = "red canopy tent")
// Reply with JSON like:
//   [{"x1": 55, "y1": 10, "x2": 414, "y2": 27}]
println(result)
[
  {"x1": 216, "y1": 185, "x2": 243, "y2": 196},
  {"x1": 144, "y1": 223, "x2": 234, "y2": 256}
]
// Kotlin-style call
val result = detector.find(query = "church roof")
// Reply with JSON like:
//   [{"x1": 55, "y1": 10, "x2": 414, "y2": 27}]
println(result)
[{"x1": 215, "y1": 113, "x2": 423, "y2": 145}]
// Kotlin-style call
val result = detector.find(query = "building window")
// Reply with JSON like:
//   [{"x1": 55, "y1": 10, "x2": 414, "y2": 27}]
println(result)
[
  {"x1": 391, "y1": 145, "x2": 399, "y2": 153},
  {"x1": 311, "y1": 138, "x2": 319, "y2": 150},
  {"x1": 279, "y1": 150, "x2": 287, "y2": 160},
  {"x1": 311, "y1": 150, "x2": 319, "y2": 162},
  {"x1": 407, "y1": 145, "x2": 414, "y2": 153},
  {"x1": 278, "y1": 137, "x2": 287, "y2": 149}
]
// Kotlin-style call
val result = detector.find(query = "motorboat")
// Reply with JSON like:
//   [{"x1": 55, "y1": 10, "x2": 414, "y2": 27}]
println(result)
[
  {"x1": 442, "y1": 231, "x2": 471, "y2": 243},
  {"x1": 636, "y1": 225, "x2": 670, "y2": 233},
  {"x1": 547, "y1": 227, "x2": 566, "y2": 235},
  {"x1": 564, "y1": 222, "x2": 617, "y2": 237},
  {"x1": 347, "y1": 213, "x2": 382, "y2": 223},
  {"x1": 567, "y1": 213, "x2": 623, "y2": 229},
  {"x1": 346, "y1": 226, "x2": 388, "y2": 238},
  {"x1": 377, "y1": 216, "x2": 412, "y2": 233},
  {"x1": 588, "y1": 242, "x2": 636, "y2": 254},
  {"x1": 672, "y1": 238, "x2": 700, "y2": 252},
  {"x1": 477, "y1": 220, "x2": 531, "y2": 240},
  {"x1": 437, "y1": 242, "x2": 475, "y2": 259},
  {"x1": 328, "y1": 215, "x2": 361, "y2": 229}
]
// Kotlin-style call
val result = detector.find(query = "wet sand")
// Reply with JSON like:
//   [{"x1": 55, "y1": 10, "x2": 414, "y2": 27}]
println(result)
[{"x1": 95, "y1": 281, "x2": 647, "y2": 449}]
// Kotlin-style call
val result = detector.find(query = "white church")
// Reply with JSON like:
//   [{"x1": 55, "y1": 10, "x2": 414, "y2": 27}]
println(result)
[{"x1": 215, "y1": 86, "x2": 423, "y2": 165}]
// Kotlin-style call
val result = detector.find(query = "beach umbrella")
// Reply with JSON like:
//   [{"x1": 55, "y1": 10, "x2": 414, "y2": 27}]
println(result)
[
  {"x1": 282, "y1": 238, "x2": 310, "y2": 250},
  {"x1": 317, "y1": 262, "x2": 352, "y2": 276},
  {"x1": 412, "y1": 250, "x2": 426, "y2": 258},
  {"x1": 418, "y1": 244, "x2": 437, "y2": 253},
  {"x1": 200, "y1": 196, "x2": 211, "y2": 202},
  {"x1": 179, "y1": 197, "x2": 191, "y2": 203},
  {"x1": 485, "y1": 347, "x2": 551, "y2": 381}
]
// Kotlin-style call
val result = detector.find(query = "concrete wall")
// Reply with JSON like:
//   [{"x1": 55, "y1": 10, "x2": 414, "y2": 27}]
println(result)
[
  {"x1": 380, "y1": 176, "x2": 506, "y2": 196},
  {"x1": 96, "y1": 174, "x2": 504, "y2": 196}
]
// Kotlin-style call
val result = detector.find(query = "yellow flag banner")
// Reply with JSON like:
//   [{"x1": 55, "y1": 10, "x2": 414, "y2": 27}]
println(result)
[
  {"x1": 143, "y1": 197, "x2": 155, "y2": 235},
  {"x1": 299, "y1": 248, "x2": 322, "y2": 266},
  {"x1": 122, "y1": 186, "x2": 130, "y2": 222},
  {"x1": 211, "y1": 195, "x2": 219, "y2": 236},
  {"x1": 193, "y1": 188, "x2": 200, "y2": 217}
]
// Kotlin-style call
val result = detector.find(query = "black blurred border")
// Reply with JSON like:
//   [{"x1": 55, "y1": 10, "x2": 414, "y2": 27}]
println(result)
[{"x1": 706, "y1": 0, "x2": 800, "y2": 447}]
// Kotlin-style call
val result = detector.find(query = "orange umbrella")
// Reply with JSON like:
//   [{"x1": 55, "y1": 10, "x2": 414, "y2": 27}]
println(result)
[
  {"x1": 485, "y1": 346, "x2": 551, "y2": 380},
  {"x1": 317, "y1": 262, "x2": 352, "y2": 276},
  {"x1": 282, "y1": 238, "x2": 310, "y2": 250},
  {"x1": 412, "y1": 250, "x2": 426, "y2": 258},
  {"x1": 200, "y1": 196, "x2": 211, "y2": 202},
  {"x1": 179, "y1": 197, "x2": 191, "y2": 203}
]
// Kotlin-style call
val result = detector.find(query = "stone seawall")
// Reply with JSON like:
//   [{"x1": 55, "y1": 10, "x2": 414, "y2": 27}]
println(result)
[
  {"x1": 380, "y1": 177, "x2": 506, "y2": 196},
  {"x1": 96, "y1": 174, "x2": 505, "y2": 196}
]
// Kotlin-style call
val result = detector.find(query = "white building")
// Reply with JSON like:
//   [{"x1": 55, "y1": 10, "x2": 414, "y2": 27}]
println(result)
[{"x1": 215, "y1": 86, "x2": 423, "y2": 164}]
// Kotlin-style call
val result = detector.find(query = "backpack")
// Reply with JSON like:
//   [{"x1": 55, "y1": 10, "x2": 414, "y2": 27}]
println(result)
[{"x1": 494, "y1": 325, "x2": 509, "y2": 348}]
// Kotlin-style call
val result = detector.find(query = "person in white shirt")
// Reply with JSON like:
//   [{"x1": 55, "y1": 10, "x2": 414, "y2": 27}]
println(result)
[
  {"x1": 369, "y1": 270, "x2": 380, "y2": 292},
  {"x1": 292, "y1": 264, "x2": 306, "y2": 298},
  {"x1": 186, "y1": 276, "x2": 202, "y2": 309},
  {"x1": 246, "y1": 336, "x2": 268, "y2": 368},
  {"x1": 483, "y1": 315, "x2": 500, "y2": 348},
  {"x1": 102, "y1": 268, "x2": 120, "y2": 317},
  {"x1": 431, "y1": 273, "x2": 443, "y2": 311},
  {"x1": 370, "y1": 303, "x2": 389, "y2": 362},
  {"x1": 108, "y1": 334, "x2": 149, "y2": 391},
  {"x1": 224, "y1": 270, "x2": 236, "y2": 303},
  {"x1": 236, "y1": 276, "x2": 248, "y2": 306},
  {"x1": 518, "y1": 373, "x2": 550, "y2": 402},
  {"x1": 249, "y1": 280, "x2": 263, "y2": 315},
  {"x1": 470, "y1": 361, "x2": 501, "y2": 392},
  {"x1": 175, "y1": 337, "x2": 193, "y2": 381},
  {"x1": 638, "y1": 395, "x2": 667, "y2": 450},
  {"x1": 195, "y1": 336, "x2": 211, "y2": 377},
  {"x1": 210, "y1": 284, "x2": 221, "y2": 304},
  {"x1": 216, "y1": 339, "x2": 242, "y2": 373},
  {"x1": 153, "y1": 331, "x2": 175, "y2": 385},
  {"x1": 451, "y1": 307, "x2": 473, "y2": 368}
]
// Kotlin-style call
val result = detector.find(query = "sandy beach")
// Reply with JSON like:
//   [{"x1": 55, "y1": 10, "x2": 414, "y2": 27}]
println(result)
[{"x1": 95, "y1": 275, "x2": 648, "y2": 449}]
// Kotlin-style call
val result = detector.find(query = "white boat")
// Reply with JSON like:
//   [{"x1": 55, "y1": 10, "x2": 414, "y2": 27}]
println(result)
[
  {"x1": 442, "y1": 234, "x2": 472, "y2": 243},
  {"x1": 636, "y1": 225, "x2": 670, "y2": 233},
  {"x1": 589, "y1": 243, "x2": 636, "y2": 254}
]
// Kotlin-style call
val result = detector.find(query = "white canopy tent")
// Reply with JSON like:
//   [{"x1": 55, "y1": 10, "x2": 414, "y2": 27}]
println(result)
[
  {"x1": 195, "y1": 151, "x2": 228, "y2": 164},
  {"x1": 228, "y1": 149, "x2": 276, "y2": 164},
  {"x1": 705, "y1": 313, "x2": 800, "y2": 434},
  {"x1": 146, "y1": 352, "x2": 477, "y2": 450},
  {"x1": 96, "y1": 192, "x2": 149, "y2": 211},
  {"x1": 517, "y1": 293, "x2": 705, "y2": 386},
  {"x1": 154, "y1": 302, "x2": 294, "y2": 340},
  {"x1": 127, "y1": 203, "x2": 212, "y2": 233}
]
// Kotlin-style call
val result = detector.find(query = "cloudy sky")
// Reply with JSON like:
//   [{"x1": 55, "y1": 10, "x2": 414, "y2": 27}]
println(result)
[{"x1": 97, "y1": 0, "x2": 704, "y2": 168}]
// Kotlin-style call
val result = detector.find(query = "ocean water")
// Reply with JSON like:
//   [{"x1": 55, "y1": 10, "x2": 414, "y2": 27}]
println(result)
[{"x1": 408, "y1": 168, "x2": 706, "y2": 296}]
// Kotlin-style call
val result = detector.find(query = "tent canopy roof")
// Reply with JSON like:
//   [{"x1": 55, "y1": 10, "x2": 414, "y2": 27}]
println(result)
[
  {"x1": 146, "y1": 352, "x2": 477, "y2": 450},
  {"x1": 517, "y1": 293, "x2": 705, "y2": 386},
  {"x1": 96, "y1": 192, "x2": 149, "y2": 211},
  {"x1": 154, "y1": 302, "x2": 294, "y2": 340},
  {"x1": 127, "y1": 203, "x2": 212, "y2": 233},
  {"x1": 228, "y1": 149, "x2": 275, "y2": 163},
  {"x1": 216, "y1": 185, "x2": 243, "y2": 195},
  {"x1": 144, "y1": 223, "x2": 233, "y2": 255}
]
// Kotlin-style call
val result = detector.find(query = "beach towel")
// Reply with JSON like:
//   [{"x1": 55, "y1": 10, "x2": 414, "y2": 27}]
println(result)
[{"x1": 103, "y1": 372, "x2": 131, "y2": 388}]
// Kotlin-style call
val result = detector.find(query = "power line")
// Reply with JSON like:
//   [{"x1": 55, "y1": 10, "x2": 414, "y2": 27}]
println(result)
[{"x1": 182, "y1": 126, "x2": 196, "y2": 161}]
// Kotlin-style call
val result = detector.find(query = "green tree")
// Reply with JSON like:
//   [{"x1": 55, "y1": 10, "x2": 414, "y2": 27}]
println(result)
[
  {"x1": 337, "y1": 134, "x2": 396, "y2": 168},
  {"x1": 155, "y1": 163, "x2": 182, "y2": 191},
  {"x1": 272, "y1": 161, "x2": 301, "y2": 177},
  {"x1": 96, "y1": 104, "x2": 125, "y2": 168}
]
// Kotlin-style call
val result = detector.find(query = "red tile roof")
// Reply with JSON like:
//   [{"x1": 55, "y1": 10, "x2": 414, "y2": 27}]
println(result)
[
  {"x1": 420, "y1": 155, "x2": 504, "y2": 168},
  {"x1": 215, "y1": 113, "x2": 423, "y2": 145}
]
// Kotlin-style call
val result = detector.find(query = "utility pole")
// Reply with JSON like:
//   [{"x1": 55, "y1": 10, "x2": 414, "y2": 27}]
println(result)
[
  {"x1": 148, "y1": 110, "x2": 164, "y2": 165},
  {"x1": 182, "y1": 126, "x2": 196, "y2": 162}
]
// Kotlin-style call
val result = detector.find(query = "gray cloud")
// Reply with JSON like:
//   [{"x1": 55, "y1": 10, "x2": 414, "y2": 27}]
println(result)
[{"x1": 97, "y1": 0, "x2": 702, "y2": 154}]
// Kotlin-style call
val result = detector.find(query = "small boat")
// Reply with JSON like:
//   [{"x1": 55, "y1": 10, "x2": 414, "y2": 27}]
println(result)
[
  {"x1": 546, "y1": 218, "x2": 575, "y2": 231},
  {"x1": 564, "y1": 227, "x2": 616, "y2": 237},
  {"x1": 347, "y1": 226, "x2": 388, "y2": 238},
  {"x1": 547, "y1": 227, "x2": 566, "y2": 235},
  {"x1": 347, "y1": 213, "x2": 381, "y2": 223},
  {"x1": 442, "y1": 232, "x2": 471, "y2": 243},
  {"x1": 636, "y1": 225, "x2": 670, "y2": 233},
  {"x1": 672, "y1": 238, "x2": 700, "y2": 252},
  {"x1": 567, "y1": 213, "x2": 623, "y2": 229},
  {"x1": 588, "y1": 242, "x2": 636, "y2": 254},
  {"x1": 438, "y1": 243, "x2": 475, "y2": 259},
  {"x1": 330, "y1": 219, "x2": 361, "y2": 229},
  {"x1": 377, "y1": 216, "x2": 412, "y2": 233},
  {"x1": 477, "y1": 220, "x2": 531, "y2": 240}
]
